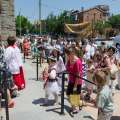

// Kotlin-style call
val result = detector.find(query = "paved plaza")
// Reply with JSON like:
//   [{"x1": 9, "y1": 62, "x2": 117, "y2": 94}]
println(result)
[{"x1": 0, "y1": 58, "x2": 120, "y2": 120}]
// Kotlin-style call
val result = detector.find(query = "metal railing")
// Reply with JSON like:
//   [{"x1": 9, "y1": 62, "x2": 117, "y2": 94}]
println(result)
[
  {"x1": 33, "y1": 51, "x2": 96, "y2": 114},
  {"x1": 59, "y1": 71, "x2": 96, "y2": 114}
]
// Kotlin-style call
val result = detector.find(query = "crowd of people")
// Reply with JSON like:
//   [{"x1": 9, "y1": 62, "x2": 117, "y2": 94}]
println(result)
[
  {"x1": 0, "y1": 34, "x2": 120, "y2": 120},
  {"x1": 33, "y1": 35, "x2": 120, "y2": 119}
]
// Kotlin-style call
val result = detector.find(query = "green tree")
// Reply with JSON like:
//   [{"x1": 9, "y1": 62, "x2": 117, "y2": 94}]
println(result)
[
  {"x1": 45, "y1": 10, "x2": 72, "y2": 35},
  {"x1": 15, "y1": 11, "x2": 72, "y2": 36},
  {"x1": 45, "y1": 13, "x2": 57, "y2": 34},
  {"x1": 56, "y1": 10, "x2": 72, "y2": 35},
  {"x1": 108, "y1": 14, "x2": 120, "y2": 30},
  {"x1": 94, "y1": 20, "x2": 111, "y2": 37},
  {"x1": 16, "y1": 15, "x2": 32, "y2": 36}
]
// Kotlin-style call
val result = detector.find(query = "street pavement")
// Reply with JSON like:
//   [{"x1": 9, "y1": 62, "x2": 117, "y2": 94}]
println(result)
[{"x1": 1, "y1": 58, "x2": 120, "y2": 120}]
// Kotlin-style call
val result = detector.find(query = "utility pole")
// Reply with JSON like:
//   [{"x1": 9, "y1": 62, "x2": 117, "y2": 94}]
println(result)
[
  {"x1": 36, "y1": 0, "x2": 42, "y2": 81},
  {"x1": 93, "y1": 13, "x2": 96, "y2": 38},
  {"x1": 26, "y1": 16, "x2": 29, "y2": 35},
  {"x1": 39, "y1": 0, "x2": 41, "y2": 35},
  {"x1": 19, "y1": 9, "x2": 22, "y2": 37},
  {"x1": 92, "y1": 13, "x2": 96, "y2": 39}
]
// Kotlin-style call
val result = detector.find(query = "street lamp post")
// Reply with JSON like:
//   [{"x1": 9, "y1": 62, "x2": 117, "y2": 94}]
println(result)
[
  {"x1": 36, "y1": 0, "x2": 42, "y2": 81},
  {"x1": 19, "y1": 10, "x2": 22, "y2": 37},
  {"x1": 39, "y1": 0, "x2": 41, "y2": 35},
  {"x1": 92, "y1": 13, "x2": 96, "y2": 39}
]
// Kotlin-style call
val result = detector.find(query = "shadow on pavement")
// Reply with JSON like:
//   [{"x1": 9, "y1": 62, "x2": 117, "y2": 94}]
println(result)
[
  {"x1": 32, "y1": 98, "x2": 44, "y2": 105},
  {"x1": 64, "y1": 105, "x2": 74, "y2": 117},
  {"x1": 111, "y1": 116, "x2": 120, "y2": 120},
  {"x1": 32, "y1": 98, "x2": 57, "y2": 106},
  {"x1": 83, "y1": 115, "x2": 95, "y2": 120},
  {"x1": 46, "y1": 107, "x2": 61, "y2": 114},
  {"x1": 45, "y1": 104, "x2": 72, "y2": 116}
]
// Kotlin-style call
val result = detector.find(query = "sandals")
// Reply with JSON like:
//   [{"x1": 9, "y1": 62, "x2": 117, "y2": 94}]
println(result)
[{"x1": 71, "y1": 108, "x2": 79, "y2": 114}]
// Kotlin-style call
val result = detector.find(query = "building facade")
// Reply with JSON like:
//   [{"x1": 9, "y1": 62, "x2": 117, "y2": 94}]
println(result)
[
  {"x1": 71, "y1": 5, "x2": 109, "y2": 24},
  {"x1": 0, "y1": 0, "x2": 16, "y2": 41}
]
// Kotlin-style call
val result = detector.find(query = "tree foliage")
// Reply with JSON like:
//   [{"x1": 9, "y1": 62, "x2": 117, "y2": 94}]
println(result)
[
  {"x1": 108, "y1": 14, "x2": 120, "y2": 30},
  {"x1": 94, "y1": 21, "x2": 112, "y2": 36},
  {"x1": 16, "y1": 15, "x2": 33, "y2": 36},
  {"x1": 15, "y1": 12, "x2": 120, "y2": 37},
  {"x1": 45, "y1": 10, "x2": 72, "y2": 35},
  {"x1": 94, "y1": 14, "x2": 120, "y2": 37},
  {"x1": 15, "y1": 11, "x2": 72, "y2": 36}
]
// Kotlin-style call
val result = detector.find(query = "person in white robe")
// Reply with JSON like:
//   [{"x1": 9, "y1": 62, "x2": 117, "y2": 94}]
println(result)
[{"x1": 4, "y1": 36, "x2": 25, "y2": 90}]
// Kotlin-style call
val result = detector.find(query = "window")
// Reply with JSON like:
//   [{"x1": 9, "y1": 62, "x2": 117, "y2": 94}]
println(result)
[
  {"x1": 100, "y1": 13, "x2": 102, "y2": 19},
  {"x1": 87, "y1": 16, "x2": 89, "y2": 21},
  {"x1": 75, "y1": 14, "x2": 78, "y2": 20}
]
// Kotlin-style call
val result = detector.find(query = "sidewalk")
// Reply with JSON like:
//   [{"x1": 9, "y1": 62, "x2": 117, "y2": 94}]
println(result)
[{"x1": 1, "y1": 59, "x2": 120, "y2": 120}]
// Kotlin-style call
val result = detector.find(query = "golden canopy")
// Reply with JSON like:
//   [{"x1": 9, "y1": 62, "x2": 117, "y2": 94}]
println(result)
[{"x1": 64, "y1": 22, "x2": 92, "y2": 37}]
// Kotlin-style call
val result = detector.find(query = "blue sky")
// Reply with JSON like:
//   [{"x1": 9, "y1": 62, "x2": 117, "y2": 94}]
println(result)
[{"x1": 14, "y1": 0, "x2": 120, "y2": 21}]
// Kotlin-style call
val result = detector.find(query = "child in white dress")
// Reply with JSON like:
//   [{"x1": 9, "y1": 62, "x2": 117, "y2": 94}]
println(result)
[
  {"x1": 51, "y1": 47, "x2": 66, "y2": 92},
  {"x1": 43, "y1": 56, "x2": 59, "y2": 105}
]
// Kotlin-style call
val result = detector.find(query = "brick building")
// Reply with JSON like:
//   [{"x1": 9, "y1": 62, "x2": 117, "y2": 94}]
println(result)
[{"x1": 71, "y1": 5, "x2": 109, "y2": 24}]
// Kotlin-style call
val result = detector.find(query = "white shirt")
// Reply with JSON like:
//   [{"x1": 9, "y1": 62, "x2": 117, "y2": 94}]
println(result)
[
  {"x1": 90, "y1": 45, "x2": 95, "y2": 57},
  {"x1": 85, "y1": 44, "x2": 91, "y2": 60},
  {"x1": 56, "y1": 56, "x2": 66, "y2": 74},
  {"x1": 49, "y1": 64, "x2": 57, "y2": 79},
  {"x1": 5, "y1": 46, "x2": 19, "y2": 74},
  {"x1": 4, "y1": 46, "x2": 22, "y2": 74},
  {"x1": 14, "y1": 45, "x2": 23, "y2": 66}
]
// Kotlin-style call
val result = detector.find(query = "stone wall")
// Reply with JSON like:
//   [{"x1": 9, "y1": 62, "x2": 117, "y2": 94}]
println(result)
[{"x1": 0, "y1": 0, "x2": 16, "y2": 41}]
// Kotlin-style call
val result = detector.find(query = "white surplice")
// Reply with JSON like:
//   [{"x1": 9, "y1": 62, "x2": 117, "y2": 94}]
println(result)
[{"x1": 4, "y1": 45, "x2": 22, "y2": 74}]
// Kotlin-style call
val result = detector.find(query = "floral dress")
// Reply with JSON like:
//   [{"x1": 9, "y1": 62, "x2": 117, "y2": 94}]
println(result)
[
  {"x1": 0, "y1": 47, "x2": 6, "y2": 85},
  {"x1": 0, "y1": 46, "x2": 13, "y2": 92}
]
